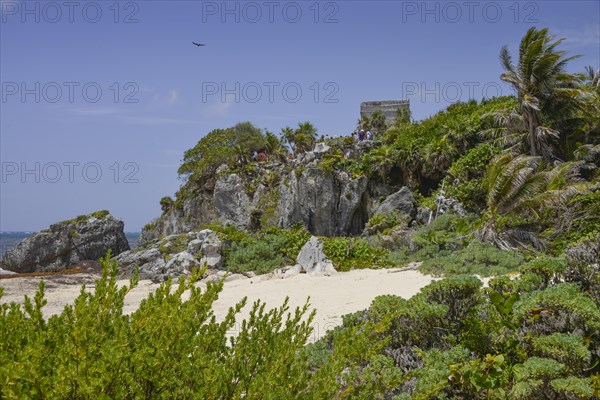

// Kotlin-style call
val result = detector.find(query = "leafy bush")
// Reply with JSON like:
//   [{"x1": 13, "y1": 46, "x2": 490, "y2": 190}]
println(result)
[
  {"x1": 225, "y1": 233, "x2": 286, "y2": 274},
  {"x1": 387, "y1": 214, "x2": 521, "y2": 276},
  {"x1": 564, "y1": 234, "x2": 600, "y2": 307},
  {"x1": 0, "y1": 252, "x2": 348, "y2": 399},
  {"x1": 446, "y1": 143, "x2": 501, "y2": 210},
  {"x1": 322, "y1": 237, "x2": 390, "y2": 271},
  {"x1": 90, "y1": 210, "x2": 110, "y2": 219},
  {"x1": 204, "y1": 223, "x2": 251, "y2": 245},
  {"x1": 321, "y1": 270, "x2": 598, "y2": 399},
  {"x1": 364, "y1": 211, "x2": 410, "y2": 235}
]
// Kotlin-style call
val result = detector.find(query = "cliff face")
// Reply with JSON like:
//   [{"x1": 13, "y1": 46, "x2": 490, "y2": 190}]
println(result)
[
  {"x1": 140, "y1": 144, "x2": 417, "y2": 244},
  {"x1": 1, "y1": 212, "x2": 130, "y2": 273}
]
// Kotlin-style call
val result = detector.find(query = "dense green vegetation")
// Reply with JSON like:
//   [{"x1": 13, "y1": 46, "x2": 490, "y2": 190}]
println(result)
[
  {"x1": 304, "y1": 236, "x2": 600, "y2": 398},
  {"x1": 2, "y1": 241, "x2": 598, "y2": 398}
]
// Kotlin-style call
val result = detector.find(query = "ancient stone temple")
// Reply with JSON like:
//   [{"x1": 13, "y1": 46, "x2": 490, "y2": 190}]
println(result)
[{"x1": 360, "y1": 100, "x2": 410, "y2": 123}]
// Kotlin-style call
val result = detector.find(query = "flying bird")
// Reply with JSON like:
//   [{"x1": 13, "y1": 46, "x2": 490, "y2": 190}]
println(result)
[{"x1": 192, "y1": 42, "x2": 206, "y2": 47}]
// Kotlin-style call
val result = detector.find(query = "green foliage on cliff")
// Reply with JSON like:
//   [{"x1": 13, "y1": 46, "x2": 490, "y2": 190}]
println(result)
[
  {"x1": 178, "y1": 122, "x2": 265, "y2": 184},
  {"x1": 382, "y1": 96, "x2": 516, "y2": 189},
  {"x1": 60, "y1": 210, "x2": 111, "y2": 226}
]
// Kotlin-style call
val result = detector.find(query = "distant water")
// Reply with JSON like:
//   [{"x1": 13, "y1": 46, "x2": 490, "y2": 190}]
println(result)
[{"x1": 0, "y1": 232, "x2": 140, "y2": 257}]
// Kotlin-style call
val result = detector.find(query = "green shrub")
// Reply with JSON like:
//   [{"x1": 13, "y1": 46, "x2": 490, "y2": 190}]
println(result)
[
  {"x1": 446, "y1": 144, "x2": 501, "y2": 211},
  {"x1": 364, "y1": 211, "x2": 410, "y2": 235},
  {"x1": 204, "y1": 223, "x2": 251, "y2": 244},
  {"x1": 322, "y1": 237, "x2": 390, "y2": 271},
  {"x1": 90, "y1": 210, "x2": 110, "y2": 219},
  {"x1": 418, "y1": 240, "x2": 522, "y2": 277},
  {"x1": 532, "y1": 333, "x2": 591, "y2": 372},
  {"x1": 225, "y1": 233, "x2": 286, "y2": 274},
  {"x1": 518, "y1": 256, "x2": 567, "y2": 290},
  {"x1": 0, "y1": 252, "x2": 347, "y2": 399}
]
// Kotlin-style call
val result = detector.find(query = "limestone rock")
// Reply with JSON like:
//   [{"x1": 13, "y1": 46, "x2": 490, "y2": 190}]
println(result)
[
  {"x1": 0, "y1": 268, "x2": 17, "y2": 275},
  {"x1": 313, "y1": 143, "x2": 331, "y2": 154},
  {"x1": 164, "y1": 251, "x2": 200, "y2": 276},
  {"x1": 1, "y1": 212, "x2": 129, "y2": 273},
  {"x1": 116, "y1": 247, "x2": 166, "y2": 281},
  {"x1": 187, "y1": 239, "x2": 203, "y2": 255},
  {"x1": 296, "y1": 236, "x2": 337, "y2": 276},
  {"x1": 417, "y1": 206, "x2": 433, "y2": 225},
  {"x1": 435, "y1": 195, "x2": 467, "y2": 217},
  {"x1": 214, "y1": 174, "x2": 251, "y2": 228},
  {"x1": 117, "y1": 229, "x2": 224, "y2": 280},
  {"x1": 278, "y1": 168, "x2": 369, "y2": 236},
  {"x1": 375, "y1": 187, "x2": 417, "y2": 219}
]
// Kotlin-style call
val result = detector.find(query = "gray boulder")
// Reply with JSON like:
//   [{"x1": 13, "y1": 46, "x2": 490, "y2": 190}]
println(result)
[
  {"x1": 187, "y1": 239, "x2": 203, "y2": 255},
  {"x1": 435, "y1": 195, "x2": 467, "y2": 217},
  {"x1": 416, "y1": 206, "x2": 433, "y2": 225},
  {"x1": 313, "y1": 143, "x2": 331, "y2": 154},
  {"x1": 296, "y1": 236, "x2": 337, "y2": 276},
  {"x1": 375, "y1": 187, "x2": 417, "y2": 219},
  {"x1": 193, "y1": 230, "x2": 223, "y2": 269},
  {"x1": 1, "y1": 212, "x2": 129, "y2": 273},
  {"x1": 117, "y1": 229, "x2": 224, "y2": 281},
  {"x1": 115, "y1": 247, "x2": 166, "y2": 280},
  {"x1": 164, "y1": 251, "x2": 200, "y2": 276},
  {"x1": 201, "y1": 231, "x2": 222, "y2": 256}
]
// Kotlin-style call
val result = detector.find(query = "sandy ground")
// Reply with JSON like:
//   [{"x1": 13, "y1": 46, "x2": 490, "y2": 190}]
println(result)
[{"x1": 0, "y1": 269, "x2": 436, "y2": 342}]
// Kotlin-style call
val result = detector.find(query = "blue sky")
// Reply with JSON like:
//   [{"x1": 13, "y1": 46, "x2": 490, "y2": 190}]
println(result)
[{"x1": 1, "y1": 0, "x2": 598, "y2": 232}]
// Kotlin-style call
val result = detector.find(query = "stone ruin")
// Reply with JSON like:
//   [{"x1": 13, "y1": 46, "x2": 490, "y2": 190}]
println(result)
[{"x1": 360, "y1": 100, "x2": 410, "y2": 124}]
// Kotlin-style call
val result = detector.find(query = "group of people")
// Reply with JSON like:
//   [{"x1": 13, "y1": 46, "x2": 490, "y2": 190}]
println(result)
[
  {"x1": 352, "y1": 129, "x2": 374, "y2": 142},
  {"x1": 252, "y1": 150, "x2": 268, "y2": 162}
]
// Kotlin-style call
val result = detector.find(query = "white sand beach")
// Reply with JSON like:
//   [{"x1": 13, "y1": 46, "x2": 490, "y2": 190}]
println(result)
[{"x1": 0, "y1": 269, "x2": 435, "y2": 342}]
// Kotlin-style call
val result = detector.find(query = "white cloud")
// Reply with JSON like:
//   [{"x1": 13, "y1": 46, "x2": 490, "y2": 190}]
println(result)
[
  {"x1": 202, "y1": 98, "x2": 233, "y2": 117},
  {"x1": 555, "y1": 24, "x2": 600, "y2": 47}
]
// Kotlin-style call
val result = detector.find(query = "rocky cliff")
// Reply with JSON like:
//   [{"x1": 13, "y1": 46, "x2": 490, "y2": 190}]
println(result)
[
  {"x1": 1, "y1": 211, "x2": 130, "y2": 273},
  {"x1": 141, "y1": 142, "x2": 417, "y2": 245}
]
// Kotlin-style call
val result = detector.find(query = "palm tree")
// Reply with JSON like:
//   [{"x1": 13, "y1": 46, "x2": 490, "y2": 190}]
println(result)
[
  {"x1": 293, "y1": 133, "x2": 314, "y2": 154},
  {"x1": 479, "y1": 153, "x2": 586, "y2": 248},
  {"x1": 394, "y1": 108, "x2": 411, "y2": 126},
  {"x1": 584, "y1": 66, "x2": 600, "y2": 93},
  {"x1": 497, "y1": 27, "x2": 583, "y2": 162},
  {"x1": 294, "y1": 122, "x2": 317, "y2": 153},
  {"x1": 281, "y1": 126, "x2": 296, "y2": 155},
  {"x1": 397, "y1": 146, "x2": 423, "y2": 189},
  {"x1": 264, "y1": 130, "x2": 288, "y2": 162},
  {"x1": 581, "y1": 66, "x2": 600, "y2": 140}
]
